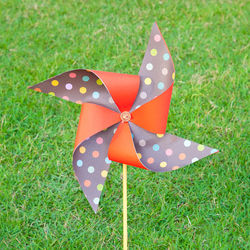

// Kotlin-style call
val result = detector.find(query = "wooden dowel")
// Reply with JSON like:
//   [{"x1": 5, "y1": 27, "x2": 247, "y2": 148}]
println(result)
[{"x1": 123, "y1": 164, "x2": 128, "y2": 250}]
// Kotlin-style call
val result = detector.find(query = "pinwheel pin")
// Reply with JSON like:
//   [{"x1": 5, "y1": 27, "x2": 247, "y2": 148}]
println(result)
[{"x1": 29, "y1": 23, "x2": 218, "y2": 249}]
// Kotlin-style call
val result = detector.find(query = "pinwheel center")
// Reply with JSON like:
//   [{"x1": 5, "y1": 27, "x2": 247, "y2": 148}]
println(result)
[{"x1": 120, "y1": 111, "x2": 131, "y2": 122}]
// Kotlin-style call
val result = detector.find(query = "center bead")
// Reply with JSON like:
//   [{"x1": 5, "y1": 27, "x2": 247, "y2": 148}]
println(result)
[{"x1": 120, "y1": 111, "x2": 131, "y2": 122}]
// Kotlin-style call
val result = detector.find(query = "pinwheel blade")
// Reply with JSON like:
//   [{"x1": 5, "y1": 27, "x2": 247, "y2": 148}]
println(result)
[
  {"x1": 29, "y1": 69, "x2": 119, "y2": 112},
  {"x1": 129, "y1": 123, "x2": 218, "y2": 172},
  {"x1": 73, "y1": 124, "x2": 118, "y2": 213},
  {"x1": 132, "y1": 22, "x2": 175, "y2": 111}
]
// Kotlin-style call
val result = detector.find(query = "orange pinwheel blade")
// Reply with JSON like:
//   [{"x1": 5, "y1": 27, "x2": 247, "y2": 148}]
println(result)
[
  {"x1": 108, "y1": 122, "x2": 147, "y2": 170},
  {"x1": 74, "y1": 103, "x2": 121, "y2": 150},
  {"x1": 131, "y1": 83, "x2": 173, "y2": 134},
  {"x1": 91, "y1": 70, "x2": 140, "y2": 112}
]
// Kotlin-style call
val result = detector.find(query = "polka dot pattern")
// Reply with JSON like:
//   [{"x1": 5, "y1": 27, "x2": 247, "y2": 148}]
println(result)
[
  {"x1": 82, "y1": 76, "x2": 90, "y2": 82},
  {"x1": 131, "y1": 23, "x2": 175, "y2": 111},
  {"x1": 29, "y1": 69, "x2": 119, "y2": 112},
  {"x1": 146, "y1": 63, "x2": 153, "y2": 71},
  {"x1": 65, "y1": 83, "x2": 73, "y2": 90},
  {"x1": 144, "y1": 77, "x2": 152, "y2": 85},
  {"x1": 130, "y1": 122, "x2": 217, "y2": 173},
  {"x1": 51, "y1": 80, "x2": 59, "y2": 86},
  {"x1": 92, "y1": 91, "x2": 100, "y2": 99},
  {"x1": 150, "y1": 49, "x2": 157, "y2": 56},
  {"x1": 79, "y1": 87, "x2": 87, "y2": 94},
  {"x1": 73, "y1": 124, "x2": 118, "y2": 213}
]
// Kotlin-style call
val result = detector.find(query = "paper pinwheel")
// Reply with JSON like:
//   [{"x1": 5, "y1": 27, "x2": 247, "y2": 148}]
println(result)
[{"x1": 29, "y1": 23, "x2": 218, "y2": 213}]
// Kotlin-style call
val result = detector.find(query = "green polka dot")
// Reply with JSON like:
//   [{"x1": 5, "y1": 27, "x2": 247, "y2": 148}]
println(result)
[
  {"x1": 197, "y1": 144, "x2": 205, "y2": 151},
  {"x1": 97, "y1": 184, "x2": 103, "y2": 191}
]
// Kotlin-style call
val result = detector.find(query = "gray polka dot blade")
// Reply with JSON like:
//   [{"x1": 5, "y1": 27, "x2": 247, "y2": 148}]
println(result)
[
  {"x1": 130, "y1": 123, "x2": 218, "y2": 172},
  {"x1": 73, "y1": 125, "x2": 118, "y2": 213},
  {"x1": 29, "y1": 69, "x2": 119, "y2": 112},
  {"x1": 131, "y1": 22, "x2": 175, "y2": 111}
]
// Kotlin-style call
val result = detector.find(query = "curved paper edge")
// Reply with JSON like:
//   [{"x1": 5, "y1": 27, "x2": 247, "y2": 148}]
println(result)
[
  {"x1": 108, "y1": 122, "x2": 148, "y2": 170},
  {"x1": 73, "y1": 124, "x2": 119, "y2": 213},
  {"x1": 73, "y1": 103, "x2": 121, "y2": 153},
  {"x1": 131, "y1": 83, "x2": 173, "y2": 134},
  {"x1": 29, "y1": 69, "x2": 120, "y2": 112},
  {"x1": 129, "y1": 122, "x2": 219, "y2": 173},
  {"x1": 90, "y1": 70, "x2": 140, "y2": 113},
  {"x1": 131, "y1": 22, "x2": 175, "y2": 111}
]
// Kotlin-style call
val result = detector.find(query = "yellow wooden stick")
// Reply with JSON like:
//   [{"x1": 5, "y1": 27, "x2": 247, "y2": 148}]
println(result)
[{"x1": 123, "y1": 164, "x2": 128, "y2": 250}]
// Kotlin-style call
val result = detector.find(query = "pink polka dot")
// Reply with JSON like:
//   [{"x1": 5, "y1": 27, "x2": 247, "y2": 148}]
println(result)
[
  {"x1": 62, "y1": 96, "x2": 69, "y2": 100},
  {"x1": 92, "y1": 151, "x2": 99, "y2": 158},
  {"x1": 165, "y1": 148, "x2": 173, "y2": 156},
  {"x1": 76, "y1": 100, "x2": 82, "y2": 104},
  {"x1": 154, "y1": 34, "x2": 161, "y2": 42},
  {"x1": 96, "y1": 137, "x2": 103, "y2": 144},
  {"x1": 69, "y1": 72, "x2": 76, "y2": 78},
  {"x1": 147, "y1": 157, "x2": 154, "y2": 164}
]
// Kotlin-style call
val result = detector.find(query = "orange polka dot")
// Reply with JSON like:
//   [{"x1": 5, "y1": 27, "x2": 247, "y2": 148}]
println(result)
[
  {"x1": 147, "y1": 157, "x2": 154, "y2": 164},
  {"x1": 172, "y1": 166, "x2": 180, "y2": 170},
  {"x1": 34, "y1": 88, "x2": 41, "y2": 92},
  {"x1": 179, "y1": 153, "x2": 186, "y2": 160},
  {"x1": 84, "y1": 180, "x2": 91, "y2": 187},
  {"x1": 92, "y1": 151, "x2": 99, "y2": 158},
  {"x1": 76, "y1": 100, "x2": 82, "y2": 104}
]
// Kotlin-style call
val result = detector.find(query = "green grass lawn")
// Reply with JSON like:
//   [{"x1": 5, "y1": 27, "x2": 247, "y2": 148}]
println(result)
[{"x1": 0, "y1": 0, "x2": 249, "y2": 248}]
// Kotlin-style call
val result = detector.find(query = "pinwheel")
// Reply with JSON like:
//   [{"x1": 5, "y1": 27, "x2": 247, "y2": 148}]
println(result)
[{"x1": 29, "y1": 22, "x2": 218, "y2": 248}]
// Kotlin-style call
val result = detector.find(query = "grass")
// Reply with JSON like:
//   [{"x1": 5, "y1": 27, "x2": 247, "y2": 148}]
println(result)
[{"x1": 0, "y1": 0, "x2": 249, "y2": 248}]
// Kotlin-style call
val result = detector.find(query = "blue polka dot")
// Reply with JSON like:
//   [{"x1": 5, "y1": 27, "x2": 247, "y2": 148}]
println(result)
[
  {"x1": 211, "y1": 149, "x2": 218, "y2": 154},
  {"x1": 82, "y1": 76, "x2": 89, "y2": 81},
  {"x1": 77, "y1": 160, "x2": 83, "y2": 167},
  {"x1": 153, "y1": 144, "x2": 160, "y2": 151},
  {"x1": 105, "y1": 157, "x2": 111, "y2": 164},
  {"x1": 163, "y1": 53, "x2": 170, "y2": 61},
  {"x1": 131, "y1": 133, "x2": 134, "y2": 139},
  {"x1": 92, "y1": 91, "x2": 100, "y2": 99},
  {"x1": 157, "y1": 82, "x2": 164, "y2": 90}
]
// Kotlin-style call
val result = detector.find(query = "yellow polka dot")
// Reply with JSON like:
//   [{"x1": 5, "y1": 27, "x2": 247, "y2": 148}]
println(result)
[
  {"x1": 101, "y1": 170, "x2": 108, "y2": 178},
  {"x1": 197, "y1": 144, "x2": 205, "y2": 151},
  {"x1": 96, "y1": 79, "x2": 103, "y2": 85},
  {"x1": 51, "y1": 80, "x2": 59, "y2": 86},
  {"x1": 48, "y1": 92, "x2": 55, "y2": 96},
  {"x1": 79, "y1": 146, "x2": 86, "y2": 154},
  {"x1": 137, "y1": 153, "x2": 142, "y2": 159},
  {"x1": 172, "y1": 72, "x2": 175, "y2": 80},
  {"x1": 160, "y1": 161, "x2": 167, "y2": 168},
  {"x1": 79, "y1": 87, "x2": 87, "y2": 94},
  {"x1": 150, "y1": 49, "x2": 157, "y2": 56},
  {"x1": 156, "y1": 134, "x2": 164, "y2": 138},
  {"x1": 172, "y1": 166, "x2": 180, "y2": 170},
  {"x1": 97, "y1": 184, "x2": 103, "y2": 191},
  {"x1": 144, "y1": 77, "x2": 152, "y2": 85}
]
